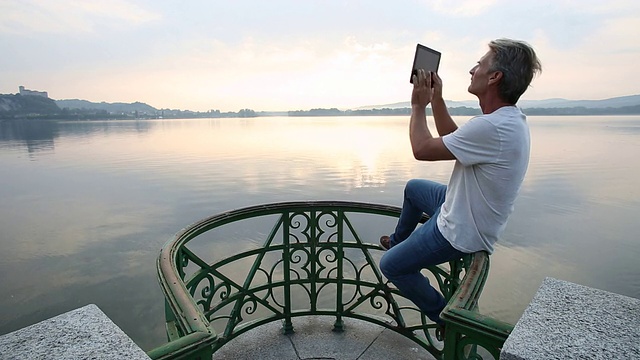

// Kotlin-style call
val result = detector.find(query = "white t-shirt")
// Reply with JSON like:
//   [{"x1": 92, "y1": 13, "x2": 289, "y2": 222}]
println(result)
[{"x1": 437, "y1": 106, "x2": 530, "y2": 254}]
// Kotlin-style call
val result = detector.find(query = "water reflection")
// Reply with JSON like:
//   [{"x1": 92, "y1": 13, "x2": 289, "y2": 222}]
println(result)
[
  {"x1": 0, "y1": 120, "x2": 58, "y2": 153},
  {"x1": 0, "y1": 116, "x2": 638, "y2": 350}
]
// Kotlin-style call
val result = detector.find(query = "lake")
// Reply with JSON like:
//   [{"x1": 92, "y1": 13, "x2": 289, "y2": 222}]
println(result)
[{"x1": 1, "y1": 115, "x2": 639, "y2": 351}]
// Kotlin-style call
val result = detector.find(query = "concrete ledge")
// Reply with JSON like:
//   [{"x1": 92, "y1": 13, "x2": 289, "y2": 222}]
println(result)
[
  {"x1": 0, "y1": 304, "x2": 150, "y2": 360},
  {"x1": 501, "y1": 277, "x2": 640, "y2": 360}
]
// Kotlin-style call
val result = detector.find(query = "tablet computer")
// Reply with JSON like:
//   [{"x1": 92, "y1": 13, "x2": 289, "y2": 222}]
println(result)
[{"x1": 410, "y1": 44, "x2": 441, "y2": 83}]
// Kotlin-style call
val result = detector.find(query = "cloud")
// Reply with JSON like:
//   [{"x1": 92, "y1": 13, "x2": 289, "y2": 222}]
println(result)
[
  {"x1": 426, "y1": 0, "x2": 498, "y2": 17},
  {"x1": 580, "y1": 0, "x2": 640, "y2": 14},
  {"x1": 522, "y1": 11, "x2": 640, "y2": 101},
  {"x1": 52, "y1": 34, "x2": 416, "y2": 111},
  {"x1": 0, "y1": 0, "x2": 160, "y2": 35}
]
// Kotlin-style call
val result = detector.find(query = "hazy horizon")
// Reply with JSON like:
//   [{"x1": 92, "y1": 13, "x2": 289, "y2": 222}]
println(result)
[
  {"x1": 45, "y1": 93, "x2": 638, "y2": 113},
  {"x1": 2, "y1": 1, "x2": 639, "y2": 111}
]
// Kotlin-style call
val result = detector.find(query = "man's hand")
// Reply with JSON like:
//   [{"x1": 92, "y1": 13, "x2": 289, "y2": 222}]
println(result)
[
  {"x1": 411, "y1": 69, "x2": 433, "y2": 108},
  {"x1": 431, "y1": 72, "x2": 443, "y2": 102}
]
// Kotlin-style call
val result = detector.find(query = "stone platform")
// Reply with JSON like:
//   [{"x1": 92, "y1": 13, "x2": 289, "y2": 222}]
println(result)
[
  {"x1": 0, "y1": 304, "x2": 150, "y2": 360},
  {"x1": 211, "y1": 316, "x2": 438, "y2": 360},
  {"x1": 501, "y1": 277, "x2": 640, "y2": 360},
  {"x1": 5, "y1": 277, "x2": 639, "y2": 360}
]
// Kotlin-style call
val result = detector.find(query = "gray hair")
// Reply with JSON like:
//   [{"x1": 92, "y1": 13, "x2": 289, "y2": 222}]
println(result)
[{"x1": 488, "y1": 39, "x2": 542, "y2": 104}]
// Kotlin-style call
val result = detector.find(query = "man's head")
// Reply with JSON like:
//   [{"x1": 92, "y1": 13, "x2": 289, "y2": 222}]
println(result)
[{"x1": 468, "y1": 39, "x2": 541, "y2": 105}]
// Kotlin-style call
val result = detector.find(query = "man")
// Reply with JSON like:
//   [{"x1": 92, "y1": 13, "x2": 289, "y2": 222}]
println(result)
[{"x1": 379, "y1": 39, "x2": 541, "y2": 332}]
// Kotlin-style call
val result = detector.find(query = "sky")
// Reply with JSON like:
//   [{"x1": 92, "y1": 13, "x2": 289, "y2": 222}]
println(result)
[{"x1": 1, "y1": 0, "x2": 639, "y2": 112}]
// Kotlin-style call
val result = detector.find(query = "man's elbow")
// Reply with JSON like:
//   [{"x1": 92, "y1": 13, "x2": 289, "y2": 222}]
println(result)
[
  {"x1": 412, "y1": 139, "x2": 454, "y2": 161},
  {"x1": 412, "y1": 147, "x2": 438, "y2": 161}
]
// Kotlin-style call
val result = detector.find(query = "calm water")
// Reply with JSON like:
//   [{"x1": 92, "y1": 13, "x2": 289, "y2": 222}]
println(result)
[{"x1": 1, "y1": 116, "x2": 639, "y2": 350}]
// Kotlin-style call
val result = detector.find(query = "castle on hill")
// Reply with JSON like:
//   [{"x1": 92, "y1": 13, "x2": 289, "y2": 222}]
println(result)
[{"x1": 19, "y1": 86, "x2": 48, "y2": 98}]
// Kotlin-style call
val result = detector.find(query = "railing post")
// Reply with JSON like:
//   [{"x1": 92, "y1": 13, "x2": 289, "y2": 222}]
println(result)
[
  {"x1": 309, "y1": 209, "x2": 318, "y2": 313},
  {"x1": 333, "y1": 210, "x2": 345, "y2": 332},
  {"x1": 282, "y1": 210, "x2": 294, "y2": 334}
]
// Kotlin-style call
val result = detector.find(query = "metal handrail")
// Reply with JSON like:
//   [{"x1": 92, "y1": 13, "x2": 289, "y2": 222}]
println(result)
[{"x1": 149, "y1": 201, "x2": 511, "y2": 360}]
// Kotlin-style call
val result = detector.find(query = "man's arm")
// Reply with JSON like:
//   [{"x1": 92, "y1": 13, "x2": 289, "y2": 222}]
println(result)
[
  {"x1": 409, "y1": 70, "x2": 456, "y2": 161},
  {"x1": 431, "y1": 72, "x2": 458, "y2": 136}
]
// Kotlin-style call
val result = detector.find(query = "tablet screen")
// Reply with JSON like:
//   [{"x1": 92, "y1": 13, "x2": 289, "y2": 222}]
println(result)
[{"x1": 410, "y1": 44, "x2": 441, "y2": 83}]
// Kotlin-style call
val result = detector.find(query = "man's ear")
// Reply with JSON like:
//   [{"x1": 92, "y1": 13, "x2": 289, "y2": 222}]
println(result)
[{"x1": 488, "y1": 71, "x2": 503, "y2": 85}]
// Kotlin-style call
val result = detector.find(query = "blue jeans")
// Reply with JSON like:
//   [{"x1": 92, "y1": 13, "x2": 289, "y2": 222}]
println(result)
[{"x1": 380, "y1": 179, "x2": 465, "y2": 324}]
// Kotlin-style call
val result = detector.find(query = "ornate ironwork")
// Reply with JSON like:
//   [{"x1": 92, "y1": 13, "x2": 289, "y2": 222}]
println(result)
[{"x1": 148, "y1": 201, "x2": 512, "y2": 360}]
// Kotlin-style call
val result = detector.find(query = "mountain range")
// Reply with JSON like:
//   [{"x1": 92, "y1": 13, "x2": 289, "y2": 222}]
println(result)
[
  {"x1": 55, "y1": 99, "x2": 157, "y2": 113},
  {"x1": 357, "y1": 94, "x2": 640, "y2": 110}
]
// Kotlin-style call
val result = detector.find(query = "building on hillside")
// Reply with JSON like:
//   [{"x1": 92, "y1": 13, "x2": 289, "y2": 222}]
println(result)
[{"x1": 19, "y1": 86, "x2": 48, "y2": 98}]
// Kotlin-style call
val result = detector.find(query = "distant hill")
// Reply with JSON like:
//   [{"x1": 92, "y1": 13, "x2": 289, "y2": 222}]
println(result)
[
  {"x1": 520, "y1": 95, "x2": 640, "y2": 109},
  {"x1": 357, "y1": 99, "x2": 477, "y2": 110},
  {"x1": 358, "y1": 94, "x2": 640, "y2": 110},
  {"x1": 0, "y1": 95, "x2": 159, "y2": 119},
  {"x1": 0, "y1": 94, "x2": 60, "y2": 117},
  {"x1": 55, "y1": 99, "x2": 157, "y2": 114}
]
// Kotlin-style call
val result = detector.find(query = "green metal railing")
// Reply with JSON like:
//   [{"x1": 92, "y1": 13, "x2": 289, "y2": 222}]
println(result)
[{"x1": 148, "y1": 201, "x2": 513, "y2": 360}]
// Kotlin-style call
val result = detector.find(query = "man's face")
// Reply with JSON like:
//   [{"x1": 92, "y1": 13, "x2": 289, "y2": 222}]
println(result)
[{"x1": 468, "y1": 50, "x2": 495, "y2": 97}]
